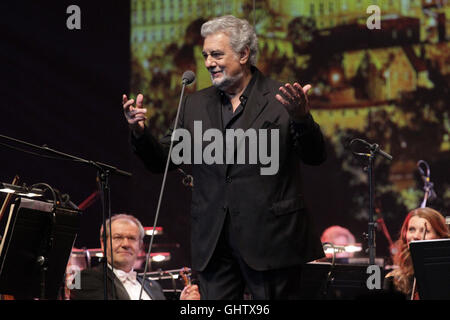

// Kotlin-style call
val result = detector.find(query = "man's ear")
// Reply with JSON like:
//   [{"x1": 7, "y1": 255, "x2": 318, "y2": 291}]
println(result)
[{"x1": 239, "y1": 46, "x2": 250, "y2": 65}]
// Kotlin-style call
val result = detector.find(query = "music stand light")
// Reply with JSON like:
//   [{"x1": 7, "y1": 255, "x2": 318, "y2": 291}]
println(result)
[
  {"x1": 323, "y1": 243, "x2": 362, "y2": 255},
  {"x1": 0, "y1": 182, "x2": 44, "y2": 198}
]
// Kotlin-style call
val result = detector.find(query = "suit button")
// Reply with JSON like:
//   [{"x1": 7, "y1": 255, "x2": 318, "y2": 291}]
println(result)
[{"x1": 226, "y1": 176, "x2": 232, "y2": 183}]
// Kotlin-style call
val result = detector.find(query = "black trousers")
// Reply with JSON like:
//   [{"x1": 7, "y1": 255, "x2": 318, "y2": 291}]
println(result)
[{"x1": 198, "y1": 213, "x2": 303, "y2": 300}]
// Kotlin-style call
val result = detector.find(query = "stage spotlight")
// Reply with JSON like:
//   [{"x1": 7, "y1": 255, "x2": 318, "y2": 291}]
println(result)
[{"x1": 144, "y1": 227, "x2": 164, "y2": 236}]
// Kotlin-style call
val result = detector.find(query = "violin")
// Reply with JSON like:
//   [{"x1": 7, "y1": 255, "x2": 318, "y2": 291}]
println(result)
[{"x1": 179, "y1": 267, "x2": 191, "y2": 286}]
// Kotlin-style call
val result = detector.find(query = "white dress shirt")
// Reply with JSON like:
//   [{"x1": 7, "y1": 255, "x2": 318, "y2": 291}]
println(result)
[{"x1": 109, "y1": 265, "x2": 152, "y2": 300}]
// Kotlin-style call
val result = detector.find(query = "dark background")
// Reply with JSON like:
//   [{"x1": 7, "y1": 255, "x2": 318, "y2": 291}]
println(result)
[{"x1": 0, "y1": 1, "x2": 191, "y2": 269}]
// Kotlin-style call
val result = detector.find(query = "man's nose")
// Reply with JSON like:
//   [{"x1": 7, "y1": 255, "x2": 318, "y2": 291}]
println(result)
[
  {"x1": 205, "y1": 56, "x2": 216, "y2": 68},
  {"x1": 119, "y1": 238, "x2": 131, "y2": 247}
]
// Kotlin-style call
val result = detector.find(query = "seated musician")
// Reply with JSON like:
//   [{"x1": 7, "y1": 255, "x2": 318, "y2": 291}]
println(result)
[
  {"x1": 69, "y1": 214, "x2": 200, "y2": 300},
  {"x1": 383, "y1": 207, "x2": 449, "y2": 299},
  {"x1": 320, "y1": 225, "x2": 357, "y2": 259}
]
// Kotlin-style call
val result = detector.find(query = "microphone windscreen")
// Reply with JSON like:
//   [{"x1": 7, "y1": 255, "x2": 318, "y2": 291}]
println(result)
[{"x1": 182, "y1": 70, "x2": 196, "y2": 85}]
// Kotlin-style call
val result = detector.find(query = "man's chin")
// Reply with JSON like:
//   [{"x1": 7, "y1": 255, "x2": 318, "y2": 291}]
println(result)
[
  {"x1": 212, "y1": 78, "x2": 231, "y2": 90},
  {"x1": 113, "y1": 254, "x2": 134, "y2": 263},
  {"x1": 113, "y1": 259, "x2": 133, "y2": 269},
  {"x1": 212, "y1": 72, "x2": 243, "y2": 90},
  {"x1": 211, "y1": 77, "x2": 223, "y2": 86}
]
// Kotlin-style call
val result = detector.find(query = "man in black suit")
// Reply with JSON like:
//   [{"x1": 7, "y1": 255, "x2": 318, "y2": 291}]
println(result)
[
  {"x1": 70, "y1": 214, "x2": 200, "y2": 300},
  {"x1": 123, "y1": 15, "x2": 326, "y2": 299}
]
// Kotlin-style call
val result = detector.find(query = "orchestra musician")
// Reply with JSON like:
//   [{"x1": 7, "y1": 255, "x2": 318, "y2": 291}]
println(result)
[
  {"x1": 384, "y1": 207, "x2": 450, "y2": 299},
  {"x1": 69, "y1": 214, "x2": 200, "y2": 300}
]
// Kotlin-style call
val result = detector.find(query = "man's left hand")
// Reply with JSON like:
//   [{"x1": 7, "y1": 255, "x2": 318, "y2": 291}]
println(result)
[{"x1": 275, "y1": 82, "x2": 312, "y2": 121}]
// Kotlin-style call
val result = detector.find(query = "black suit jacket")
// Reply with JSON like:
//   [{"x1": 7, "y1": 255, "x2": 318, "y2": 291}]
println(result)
[
  {"x1": 132, "y1": 68, "x2": 326, "y2": 272},
  {"x1": 69, "y1": 265, "x2": 166, "y2": 300}
]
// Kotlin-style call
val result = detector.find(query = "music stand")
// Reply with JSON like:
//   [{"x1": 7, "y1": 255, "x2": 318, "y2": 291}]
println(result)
[
  {"x1": 0, "y1": 197, "x2": 81, "y2": 299},
  {"x1": 300, "y1": 262, "x2": 385, "y2": 299},
  {"x1": 410, "y1": 239, "x2": 450, "y2": 300}
]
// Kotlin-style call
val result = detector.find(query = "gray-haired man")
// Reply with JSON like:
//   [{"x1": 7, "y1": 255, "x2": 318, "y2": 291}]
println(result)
[
  {"x1": 123, "y1": 15, "x2": 326, "y2": 299},
  {"x1": 70, "y1": 214, "x2": 200, "y2": 300}
]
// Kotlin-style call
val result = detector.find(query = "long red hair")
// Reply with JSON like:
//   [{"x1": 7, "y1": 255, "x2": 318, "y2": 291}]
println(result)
[{"x1": 391, "y1": 207, "x2": 449, "y2": 295}]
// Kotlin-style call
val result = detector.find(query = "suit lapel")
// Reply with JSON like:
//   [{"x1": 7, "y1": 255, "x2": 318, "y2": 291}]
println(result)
[
  {"x1": 108, "y1": 268, "x2": 160, "y2": 300},
  {"x1": 225, "y1": 69, "x2": 270, "y2": 174},
  {"x1": 137, "y1": 276, "x2": 164, "y2": 300},
  {"x1": 204, "y1": 69, "x2": 270, "y2": 175},
  {"x1": 204, "y1": 68, "x2": 270, "y2": 132},
  {"x1": 108, "y1": 268, "x2": 131, "y2": 300},
  {"x1": 239, "y1": 69, "x2": 270, "y2": 132}
]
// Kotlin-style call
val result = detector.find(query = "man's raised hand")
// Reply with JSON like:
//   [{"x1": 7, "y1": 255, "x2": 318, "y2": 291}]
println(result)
[
  {"x1": 123, "y1": 93, "x2": 147, "y2": 135},
  {"x1": 275, "y1": 82, "x2": 312, "y2": 121}
]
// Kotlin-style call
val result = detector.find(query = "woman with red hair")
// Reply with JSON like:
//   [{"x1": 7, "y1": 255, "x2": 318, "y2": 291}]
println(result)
[{"x1": 384, "y1": 207, "x2": 449, "y2": 299}]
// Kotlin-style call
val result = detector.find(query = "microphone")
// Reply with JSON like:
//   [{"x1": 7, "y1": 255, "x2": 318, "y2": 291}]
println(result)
[
  {"x1": 349, "y1": 138, "x2": 393, "y2": 161},
  {"x1": 182, "y1": 70, "x2": 196, "y2": 85},
  {"x1": 369, "y1": 143, "x2": 393, "y2": 161},
  {"x1": 417, "y1": 160, "x2": 429, "y2": 180},
  {"x1": 417, "y1": 160, "x2": 436, "y2": 207}
]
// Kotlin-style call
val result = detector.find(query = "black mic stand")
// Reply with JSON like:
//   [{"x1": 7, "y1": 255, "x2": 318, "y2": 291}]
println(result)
[
  {"x1": 350, "y1": 139, "x2": 392, "y2": 265},
  {"x1": 138, "y1": 71, "x2": 195, "y2": 300},
  {"x1": 0, "y1": 134, "x2": 131, "y2": 300},
  {"x1": 320, "y1": 242, "x2": 337, "y2": 299},
  {"x1": 97, "y1": 167, "x2": 112, "y2": 300},
  {"x1": 417, "y1": 160, "x2": 436, "y2": 208},
  {"x1": 28, "y1": 183, "x2": 59, "y2": 300}
]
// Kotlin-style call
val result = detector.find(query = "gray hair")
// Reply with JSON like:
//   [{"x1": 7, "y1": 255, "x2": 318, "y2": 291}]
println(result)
[
  {"x1": 201, "y1": 15, "x2": 258, "y2": 66},
  {"x1": 100, "y1": 213, "x2": 145, "y2": 242}
]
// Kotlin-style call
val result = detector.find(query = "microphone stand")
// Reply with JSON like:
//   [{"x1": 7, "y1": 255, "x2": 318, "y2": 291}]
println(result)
[
  {"x1": 0, "y1": 133, "x2": 131, "y2": 300},
  {"x1": 417, "y1": 160, "x2": 435, "y2": 208},
  {"x1": 350, "y1": 139, "x2": 392, "y2": 265},
  {"x1": 32, "y1": 182, "x2": 58, "y2": 300},
  {"x1": 321, "y1": 243, "x2": 337, "y2": 299},
  {"x1": 138, "y1": 72, "x2": 195, "y2": 300}
]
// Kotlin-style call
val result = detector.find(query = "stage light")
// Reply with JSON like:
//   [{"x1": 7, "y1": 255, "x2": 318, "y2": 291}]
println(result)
[
  {"x1": 144, "y1": 227, "x2": 163, "y2": 236},
  {"x1": 150, "y1": 252, "x2": 170, "y2": 262}
]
